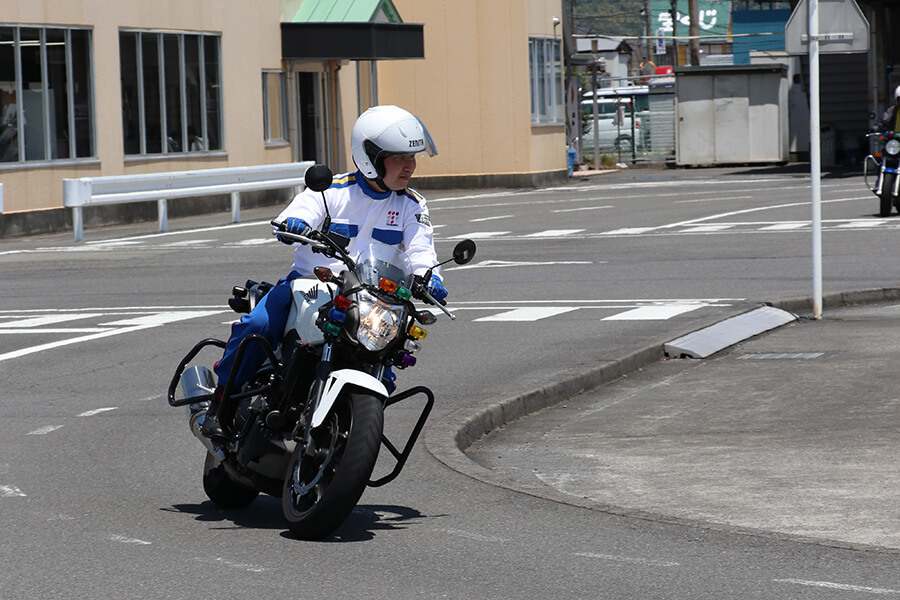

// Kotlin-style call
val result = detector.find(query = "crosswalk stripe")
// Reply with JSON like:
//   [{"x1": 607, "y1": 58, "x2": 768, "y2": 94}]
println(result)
[
  {"x1": 474, "y1": 307, "x2": 579, "y2": 322},
  {"x1": 448, "y1": 231, "x2": 510, "y2": 239},
  {"x1": 0, "y1": 314, "x2": 103, "y2": 328},
  {"x1": 759, "y1": 223, "x2": 806, "y2": 231},
  {"x1": 680, "y1": 224, "x2": 734, "y2": 233},
  {"x1": 524, "y1": 229, "x2": 585, "y2": 237},
  {"x1": 601, "y1": 305, "x2": 704, "y2": 321}
]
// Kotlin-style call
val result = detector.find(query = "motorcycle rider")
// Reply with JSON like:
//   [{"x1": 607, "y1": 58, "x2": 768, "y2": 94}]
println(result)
[
  {"x1": 202, "y1": 105, "x2": 448, "y2": 441},
  {"x1": 872, "y1": 86, "x2": 900, "y2": 133}
]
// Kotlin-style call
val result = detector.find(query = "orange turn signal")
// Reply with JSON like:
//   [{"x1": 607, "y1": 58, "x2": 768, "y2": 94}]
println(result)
[{"x1": 379, "y1": 278, "x2": 398, "y2": 293}]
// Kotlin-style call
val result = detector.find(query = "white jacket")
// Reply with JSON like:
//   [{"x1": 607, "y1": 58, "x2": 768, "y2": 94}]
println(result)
[{"x1": 276, "y1": 171, "x2": 440, "y2": 279}]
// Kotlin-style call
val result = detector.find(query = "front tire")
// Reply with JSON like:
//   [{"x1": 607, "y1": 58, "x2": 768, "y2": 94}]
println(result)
[
  {"x1": 880, "y1": 172, "x2": 895, "y2": 217},
  {"x1": 202, "y1": 451, "x2": 260, "y2": 509},
  {"x1": 282, "y1": 390, "x2": 383, "y2": 540}
]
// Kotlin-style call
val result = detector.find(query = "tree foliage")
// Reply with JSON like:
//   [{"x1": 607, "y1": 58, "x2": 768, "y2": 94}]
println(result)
[{"x1": 569, "y1": 0, "x2": 646, "y2": 38}]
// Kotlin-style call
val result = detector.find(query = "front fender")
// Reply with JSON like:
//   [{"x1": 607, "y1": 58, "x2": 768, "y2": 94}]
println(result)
[{"x1": 311, "y1": 369, "x2": 388, "y2": 428}]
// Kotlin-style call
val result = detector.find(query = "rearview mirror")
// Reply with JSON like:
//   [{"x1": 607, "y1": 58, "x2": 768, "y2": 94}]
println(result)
[
  {"x1": 305, "y1": 164, "x2": 334, "y2": 193},
  {"x1": 452, "y1": 239, "x2": 476, "y2": 265}
]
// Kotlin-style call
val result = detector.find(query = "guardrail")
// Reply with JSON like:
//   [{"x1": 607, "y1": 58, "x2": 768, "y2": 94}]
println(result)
[{"x1": 62, "y1": 162, "x2": 314, "y2": 242}]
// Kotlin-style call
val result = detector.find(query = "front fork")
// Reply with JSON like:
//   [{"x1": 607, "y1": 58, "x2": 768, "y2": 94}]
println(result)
[
  {"x1": 869, "y1": 157, "x2": 900, "y2": 197},
  {"x1": 294, "y1": 344, "x2": 431, "y2": 486}
]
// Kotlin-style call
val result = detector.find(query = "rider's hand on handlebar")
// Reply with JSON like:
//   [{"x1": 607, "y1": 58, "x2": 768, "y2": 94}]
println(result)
[
  {"x1": 426, "y1": 275, "x2": 448, "y2": 305},
  {"x1": 277, "y1": 217, "x2": 311, "y2": 245}
]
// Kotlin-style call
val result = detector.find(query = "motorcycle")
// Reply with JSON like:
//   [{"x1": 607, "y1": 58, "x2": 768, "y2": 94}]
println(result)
[
  {"x1": 864, "y1": 130, "x2": 900, "y2": 217},
  {"x1": 167, "y1": 164, "x2": 476, "y2": 540}
]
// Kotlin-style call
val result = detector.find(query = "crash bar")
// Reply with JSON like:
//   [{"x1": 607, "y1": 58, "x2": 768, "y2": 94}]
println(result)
[{"x1": 62, "y1": 161, "x2": 314, "y2": 242}]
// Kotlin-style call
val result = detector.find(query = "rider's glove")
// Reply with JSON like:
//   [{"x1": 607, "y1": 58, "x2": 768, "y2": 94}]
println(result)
[
  {"x1": 426, "y1": 275, "x2": 448, "y2": 304},
  {"x1": 277, "y1": 217, "x2": 310, "y2": 245}
]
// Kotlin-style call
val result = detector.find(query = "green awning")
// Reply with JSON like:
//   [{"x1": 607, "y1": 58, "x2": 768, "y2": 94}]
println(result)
[{"x1": 291, "y1": 0, "x2": 402, "y2": 23}]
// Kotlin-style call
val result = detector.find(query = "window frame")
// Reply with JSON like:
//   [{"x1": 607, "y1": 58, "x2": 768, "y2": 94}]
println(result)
[
  {"x1": 262, "y1": 69, "x2": 289, "y2": 145},
  {"x1": 119, "y1": 29, "x2": 224, "y2": 158},
  {"x1": 529, "y1": 36, "x2": 564, "y2": 126},
  {"x1": 0, "y1": 24, "x2": 96, "y2": 166}
]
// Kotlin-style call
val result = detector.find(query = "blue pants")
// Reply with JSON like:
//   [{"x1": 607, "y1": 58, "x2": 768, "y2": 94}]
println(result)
[{"x1": 214, "y1": 272, "x2": 300, "y2": 388}]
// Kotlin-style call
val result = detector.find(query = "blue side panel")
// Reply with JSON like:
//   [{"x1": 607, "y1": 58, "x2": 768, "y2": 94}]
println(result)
[
  {"x1": 372, "y1": 228, "x2": 402, "y2": 245},
  {"x1": 329, "y1": 223, "x2": 359, "y2": 238}
]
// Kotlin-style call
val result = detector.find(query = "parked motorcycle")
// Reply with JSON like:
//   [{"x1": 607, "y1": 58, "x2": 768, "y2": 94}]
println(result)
[
  {"x1": 864, "y1": 131, "x2": 900, "y2": 217},
  {"x1": 167, "y1": 164, "x2": 476, "y2": 540}
]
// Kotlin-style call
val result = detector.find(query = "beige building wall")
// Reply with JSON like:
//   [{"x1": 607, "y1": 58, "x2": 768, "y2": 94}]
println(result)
[
  {"x1": 339, "y1": 0, "x2": 566, "y2": 183},
  {"x1": 1, "y1": 0, "x2": 290, "y2": 214}
]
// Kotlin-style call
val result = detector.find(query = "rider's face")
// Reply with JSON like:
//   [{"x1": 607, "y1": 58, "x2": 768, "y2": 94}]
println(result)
[{"x1": 378, "y1": 153, "x2": 417, "y2": 191}]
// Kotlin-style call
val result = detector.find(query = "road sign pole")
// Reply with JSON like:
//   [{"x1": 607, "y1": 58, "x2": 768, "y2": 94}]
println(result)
[
  {"x1": 785, "y1": 0, "x2": 869, "y2": 320},
  {"x1": 809, "y1": 0, "x2": 823, "y2": 319}
]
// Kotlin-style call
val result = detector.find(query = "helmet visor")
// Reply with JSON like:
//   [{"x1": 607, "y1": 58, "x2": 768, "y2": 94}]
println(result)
[{"x1": 416, "y1": 116, "x2": 438, "y2": 157}]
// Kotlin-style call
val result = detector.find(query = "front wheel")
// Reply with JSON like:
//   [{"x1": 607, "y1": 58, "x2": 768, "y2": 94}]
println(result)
[
  {"x1": 880, "y1": 172, "x2": 895, "y2": 217},
  {"x1": 282, "y1": 390, "x2": 383, "y2": 540}
]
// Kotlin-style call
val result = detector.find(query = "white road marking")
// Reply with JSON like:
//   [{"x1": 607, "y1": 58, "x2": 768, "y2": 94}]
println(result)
[
  {"x1": 109, "y1": 535, "x2": 152, "y2": 545},
  {"x1": 452, "y1": 259, "x2": 593, "y2": 271},
  {"x1": 0, "y1": 323, "x2": 157, "y2": 363},
  {"x1": 27, "y1": 425, "x2": 65, "y2": 435},
  {"x1": 163, "y1": 239, "x2": 216, "y2": 246},
  {"x1": 774, "y1": 578, "x2": 900, "y2": 595},
  {"x1": 0, "y1": 309, "x2": 228, "y2": 363},
  {"x1": 470, "y1": 215, "x2": 513, "y2": 222},
  {"x1": 759, "y1": 222, "x2": 806, "y2": 231},
  {"x1": 553, "y1": 205, "x2": 612, "y2": 213},
  {"x1": 837, "y1": 220, "x2": 887, "y2": 229},
  {"x1": 78, "y1": 407, "x2": 118, "y2": 417},
  {"x1": 601, "y1": 304, "x2": 704, "y2": 321},
  {"x1": 524, "y1": 229, "x2": 585, "y2": 237},
  {"x1": 0, "y1": 314, "x2": 103, "y2": 328},
  {"x1": 602, "y1": 227, "x2": 656, "y2": 235},
  {"x1": 474, "y1": 307, "x2": 579, "y2": 322},
  {"x1": 0, "y1": 485, "x2": 26, "y2": 498},
  {"x1": 574, "y1": 552, "x2": 679, "y2": 568},
  {"x1": 99, "y1": 310, "x2": 221, "y2": 327},
  {"x1": 680, "y1": 224, "x2": 734, "y2": 233},
  {"x1": 226, "y1": 238, "x2": 277, "y2": 246},
  {"x1": 447, "y1": 231, "x2": 511, "y2": 239},
  {"x1": 196, "y1": 557, "x2": 272, "y2": 573},
  {"x1": 0, "y1": 327, "x2": 112, "y2": 334}
]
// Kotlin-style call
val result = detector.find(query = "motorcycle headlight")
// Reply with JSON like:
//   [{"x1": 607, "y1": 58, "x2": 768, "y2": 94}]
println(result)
[
  {"x1": 886, "y1": 139, "x2": 900, "y2": 156},
  {"x1": 355, "y1": 290, "x2": 405, "y2": 351}
]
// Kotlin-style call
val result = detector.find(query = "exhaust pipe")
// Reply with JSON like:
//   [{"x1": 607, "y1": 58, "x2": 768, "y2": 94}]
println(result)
[{"x1": 180, "y1": 365, "x2": 225, "y2": 459}]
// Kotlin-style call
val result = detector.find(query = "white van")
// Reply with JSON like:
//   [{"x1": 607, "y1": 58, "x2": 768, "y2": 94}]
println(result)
[{"x1": 580, "y1": 86, "x2": 650, "y2": 154}]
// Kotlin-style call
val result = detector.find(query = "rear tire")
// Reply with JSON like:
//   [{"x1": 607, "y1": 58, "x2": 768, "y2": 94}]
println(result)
[
  {"x1": 202, "y1": 451, "x2": 260, "y2": 509},
  {"x1": 880, "y1": 172, "x2": 895, "y2": 217},
  {"x1": 282, "y1": 390, "x2": 383, "y2": 540}
]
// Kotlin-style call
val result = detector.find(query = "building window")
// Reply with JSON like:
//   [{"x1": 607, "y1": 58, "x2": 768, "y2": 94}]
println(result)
[
  {"x1": 262, "y1": 70, "x2": 288, "y2": 144},
  {"x1": 120, "y1": 30, "x2": 223, "y2": 156},
  {"x1": 0, "y1": 25, "x2": 95, "y2": 164},
  {"x1": 529, "y1": 37, "x2": 564, "y2": 126}
]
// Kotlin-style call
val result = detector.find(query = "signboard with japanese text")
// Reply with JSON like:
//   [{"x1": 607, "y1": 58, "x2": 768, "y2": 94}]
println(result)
[{"x1": 650, "y1": 0, "x2": 732, "y2": 42}]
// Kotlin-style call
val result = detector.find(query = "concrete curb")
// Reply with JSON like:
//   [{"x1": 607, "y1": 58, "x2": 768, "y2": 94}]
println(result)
[{"x1": 423, "y1": 286, "x2": 900, "y2": 550}]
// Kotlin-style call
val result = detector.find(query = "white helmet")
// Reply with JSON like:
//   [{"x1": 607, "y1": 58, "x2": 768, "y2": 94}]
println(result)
[
  {"x1": 350, "y1": 105, "x2": 437, "y2": 180},
  {"x1": 894, "y1": 86, "x2": 900, "y2": 101}
]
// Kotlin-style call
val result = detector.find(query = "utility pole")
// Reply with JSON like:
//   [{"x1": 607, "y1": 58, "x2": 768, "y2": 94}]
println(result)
[
  {"x1": 644, "y1": 0, "x2": 652, "y2": 64},
  {"x1": 670, "y1": 0, "x2": 679, "y2": 66},
  {"x1": 689, "y1": 0, "x2": 701, "y2": 65}
]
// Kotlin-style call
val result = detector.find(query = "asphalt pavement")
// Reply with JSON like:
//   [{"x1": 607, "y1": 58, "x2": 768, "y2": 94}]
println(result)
[{"x1": 452, "y1": 294, "x2": 900, "y2": 553}]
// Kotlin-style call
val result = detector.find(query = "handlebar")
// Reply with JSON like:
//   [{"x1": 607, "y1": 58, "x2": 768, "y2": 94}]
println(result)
[{"x1": 271, "y1": 219, "x2": 456, "y2": 318}]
